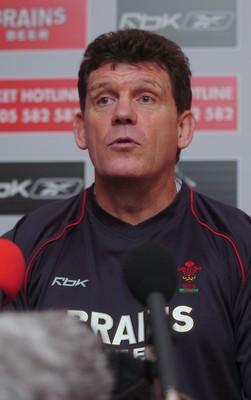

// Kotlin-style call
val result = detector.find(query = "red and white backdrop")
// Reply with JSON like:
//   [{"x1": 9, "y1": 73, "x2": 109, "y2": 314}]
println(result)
[{"x1": 0, "y1": 0, "x2": 250, "y2": 234}]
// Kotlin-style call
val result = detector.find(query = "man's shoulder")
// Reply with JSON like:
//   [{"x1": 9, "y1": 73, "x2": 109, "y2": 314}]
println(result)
[
  {"x1": 192, "y1": 188, "x2": 251, "y2": 248},
  {"x1": 193, "y1": 189, "x2": 250, "y2": 221},
  {"x1": 3, "y1": 190, "x2": 87, "y2": 255},
  {"x1": 25, "y1": 190, "x2": 85, "y2": 221}
]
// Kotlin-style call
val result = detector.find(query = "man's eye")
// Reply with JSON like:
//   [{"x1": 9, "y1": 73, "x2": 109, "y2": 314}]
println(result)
[
  {"x1": 98, "y1": 97, "x2": 110, "y2": 104},
  {"x1": 140, "y1": 95, "x2": 153, "y2": 103}
]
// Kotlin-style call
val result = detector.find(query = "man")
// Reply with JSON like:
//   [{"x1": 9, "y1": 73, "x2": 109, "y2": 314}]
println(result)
[{"x1": 3, "y1": 29, "x2": 251, "y2": 400}]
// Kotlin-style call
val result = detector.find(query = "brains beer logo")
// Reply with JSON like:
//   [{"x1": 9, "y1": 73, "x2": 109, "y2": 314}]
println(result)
[
  {"x1": 178, "y1": 261, "x2": 202, "y2": 293},
  {"x1": 0, "y1": 0, "x2": 87, "y2": 50}
]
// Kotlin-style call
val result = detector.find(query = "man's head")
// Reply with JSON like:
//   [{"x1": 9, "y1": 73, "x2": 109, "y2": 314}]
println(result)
[
  {"x1": 74, "y1": 29, "x2": 195, "y2": 183},
  {"x1": 78, "y1": 29, "x2": 192, "y2": 115}
]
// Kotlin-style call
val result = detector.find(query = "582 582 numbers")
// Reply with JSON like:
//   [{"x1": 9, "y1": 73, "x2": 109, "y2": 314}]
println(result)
[
  {"x1": 0, "y1": 107, "x2": 80, "y2": 124},
  {"x1": 192, "y1": 106, "x2": 234, "y2": 122}
]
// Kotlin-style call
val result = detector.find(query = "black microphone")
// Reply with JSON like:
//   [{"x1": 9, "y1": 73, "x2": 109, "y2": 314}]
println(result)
[
  {"x1": 0, "y1": 238, "x2": 25, "y2": 307},
  {"x1": 124, "y1": 243, "x2": 180, "y2": 400}
]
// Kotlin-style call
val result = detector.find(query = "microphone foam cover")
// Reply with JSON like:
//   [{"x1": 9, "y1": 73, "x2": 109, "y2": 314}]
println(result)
[
  {"x1": 124, "y1": 243, "x2": 178, "y2": 306},
  {"x1": 0, "y1": 238, "x2": 25, "y2": 305}
]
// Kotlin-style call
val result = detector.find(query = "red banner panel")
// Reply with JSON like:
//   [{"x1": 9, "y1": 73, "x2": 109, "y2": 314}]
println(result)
[
  {"x1": 0, "y1": 0, "x2": 87, "y2": 50},
  {"x1": 0, "y1": 75, "x2": 238, "y2": 133},
  {"x1": 191, "y1": 76, "x2": 238, "y2": 131},
  {"x1": 0, "y1": 78, "x2": 80, "y2": 132}
]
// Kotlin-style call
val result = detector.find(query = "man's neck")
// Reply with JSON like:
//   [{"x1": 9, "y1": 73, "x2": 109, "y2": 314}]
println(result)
[{"x1": 94, "y1": 177, "x2": 178, "y2": 225}]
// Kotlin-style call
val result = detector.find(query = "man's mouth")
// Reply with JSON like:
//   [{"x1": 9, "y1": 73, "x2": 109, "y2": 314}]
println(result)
[{"x1": 110, "y1": 137, "x2": 139, "y2": 146}]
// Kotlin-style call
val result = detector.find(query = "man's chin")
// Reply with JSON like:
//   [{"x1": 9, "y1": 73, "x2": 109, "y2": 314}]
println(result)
[{"x1": 101, "y1": 173, "x2": 151, "y2": 188}]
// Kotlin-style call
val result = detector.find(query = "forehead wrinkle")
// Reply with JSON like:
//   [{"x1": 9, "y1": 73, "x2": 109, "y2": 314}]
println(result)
[
  {"x1": 87, "y1": 63, "x2": 172, "y2": 97},
  {"x1": 89, "y1": 78, "x2": 168, "y2": 95},
  {"x1": 89, "y1": 81, "x2": 114, "y2": 93}
]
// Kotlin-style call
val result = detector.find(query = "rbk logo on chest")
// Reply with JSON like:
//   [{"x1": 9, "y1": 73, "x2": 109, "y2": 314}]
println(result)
[{"x1": 51, "y1": 277, "x2": 89, "y2": 287}]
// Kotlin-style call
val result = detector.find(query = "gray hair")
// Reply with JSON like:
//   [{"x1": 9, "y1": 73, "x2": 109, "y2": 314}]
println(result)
[{"x1": 0, "y1": 311, "x2": 114, "y2": 400}]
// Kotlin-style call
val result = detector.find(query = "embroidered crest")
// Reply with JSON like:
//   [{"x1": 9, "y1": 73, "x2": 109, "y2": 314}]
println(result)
[{"x1": 177, "y1": 261, "x2": 202, "y2": 293}]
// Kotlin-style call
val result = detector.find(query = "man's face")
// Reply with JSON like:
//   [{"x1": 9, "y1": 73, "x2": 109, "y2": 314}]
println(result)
[{"x1": 74, "y1": 62, "x2": 194, "y2": 183}]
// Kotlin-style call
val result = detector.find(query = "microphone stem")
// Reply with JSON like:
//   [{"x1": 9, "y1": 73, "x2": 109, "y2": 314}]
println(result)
[{"x1": 147, "y1": 292, "x2": 179, "y2": 394}]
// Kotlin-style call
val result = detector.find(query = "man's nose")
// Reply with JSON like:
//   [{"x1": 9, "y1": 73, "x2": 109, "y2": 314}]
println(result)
[{"x1": 111, "y1": 97, "x2": 137, "y2": 125}]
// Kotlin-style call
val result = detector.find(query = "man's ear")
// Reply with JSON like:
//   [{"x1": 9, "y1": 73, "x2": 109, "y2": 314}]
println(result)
[
  {"x1": 73, "y1": 112, "x2": 87, "y2": 150},
  {"x1": 177, "y1": 110, "x2": 196, "y2": 150}
]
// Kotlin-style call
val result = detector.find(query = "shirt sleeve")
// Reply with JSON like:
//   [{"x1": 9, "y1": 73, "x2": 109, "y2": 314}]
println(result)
[{"x1": 234, "y1": 259, "x2": 251, "y2": 399}]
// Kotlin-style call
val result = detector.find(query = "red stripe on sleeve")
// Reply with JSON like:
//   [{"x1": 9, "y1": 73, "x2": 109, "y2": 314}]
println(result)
[
  {"x1": 190, "y1": 189, "x2": 245, "y2": 284},
  {"x1": 24, "y1": 190, "x2": 87, "y2": 296}
]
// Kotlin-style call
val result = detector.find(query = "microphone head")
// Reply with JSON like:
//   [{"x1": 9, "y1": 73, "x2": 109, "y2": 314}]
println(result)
[
  {"x1": 0, "y1": 238, "x2": 25, "y2": 305},
  {"x1": 124, "y1": 243, "x2": 177, "y2": 305}
]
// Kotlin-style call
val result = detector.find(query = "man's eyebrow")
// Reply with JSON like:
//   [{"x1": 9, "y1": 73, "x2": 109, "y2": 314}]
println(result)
[
  {"x1": 89, "y1": 79, "x2": 165, "y2": 92},
  {"x1": 135, "y1": 79, "x2": 164, "y2": 90},
  {"x1": 89, "y1": 81, "x2": 112, "y2": 92}
]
